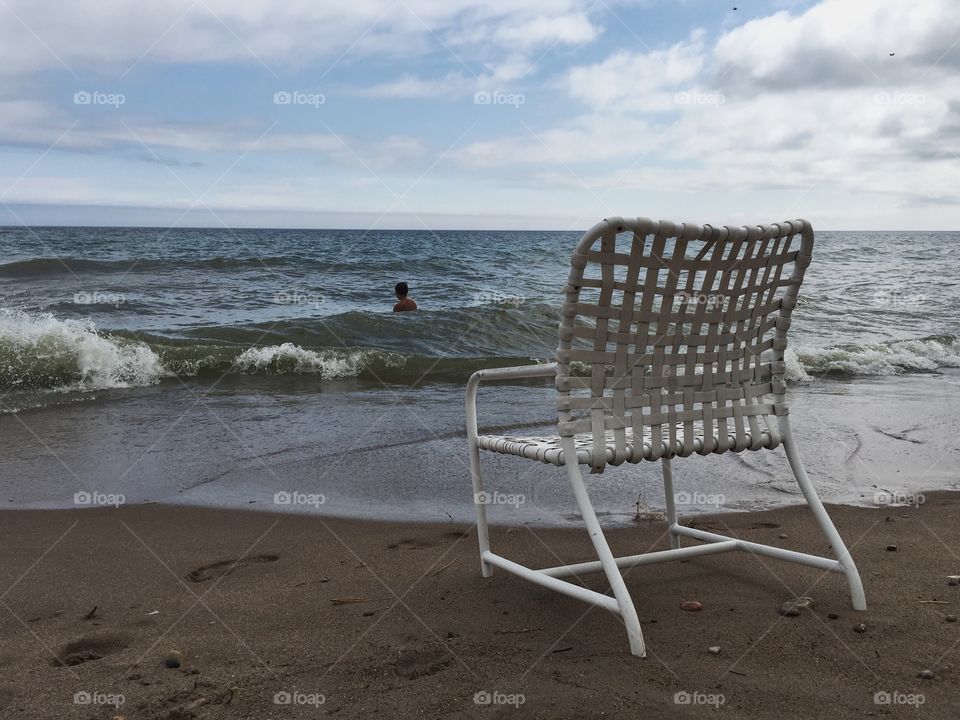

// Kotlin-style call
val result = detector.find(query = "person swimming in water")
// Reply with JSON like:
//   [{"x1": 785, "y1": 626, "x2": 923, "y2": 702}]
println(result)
[{"x1": 393, "y1": 281, "x2": 417, "y2": 312}]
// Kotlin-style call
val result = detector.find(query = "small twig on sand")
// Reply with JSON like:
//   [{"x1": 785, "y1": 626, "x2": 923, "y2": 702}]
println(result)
[
  {"x1": 431, "y1": 559, "x2": 456, "y2": 576},
  {"x1": 494, "y1": 627, "x2": 545, "y2": 635},
  {"x1": 919, "y1": 600, "x2": 951, "y2": 604},
  {"x1": 330, "y1": 597, "x2": 369, "y2": 605}
]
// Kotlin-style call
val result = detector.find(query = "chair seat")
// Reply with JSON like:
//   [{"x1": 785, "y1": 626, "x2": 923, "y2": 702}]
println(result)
[{"x1": 477, "y1": 424, "x2": 778, "y2": 466}]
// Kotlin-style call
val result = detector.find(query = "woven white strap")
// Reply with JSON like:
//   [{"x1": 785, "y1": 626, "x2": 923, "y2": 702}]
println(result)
[{"x1": 556, "y1": 217, "x2": 811, "y2": 473}]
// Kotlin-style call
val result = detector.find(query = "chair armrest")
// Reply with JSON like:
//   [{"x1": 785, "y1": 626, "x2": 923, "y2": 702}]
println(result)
[{"x1": 465, "y1": 363, "x2": 557, "y2": 441}]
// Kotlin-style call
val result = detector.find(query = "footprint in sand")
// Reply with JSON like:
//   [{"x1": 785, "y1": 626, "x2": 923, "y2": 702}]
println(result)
[
  {"x1": 441, "y1": 530, "x2": 471, "y2": 541},
  {"x1": 51, "y1": 632, "x2": 130, "y2": 667},
  {"x1": 186, "y1": 554, "x2": 279, "y2": 583},
  {"x1": 393, "y1": 646, "x2": 452, "y2": 679}
]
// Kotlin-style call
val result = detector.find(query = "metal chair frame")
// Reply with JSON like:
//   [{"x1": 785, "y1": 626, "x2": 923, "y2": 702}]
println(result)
[{"x1": 466, "y1": 216, "x2": 866, "y2": 657}]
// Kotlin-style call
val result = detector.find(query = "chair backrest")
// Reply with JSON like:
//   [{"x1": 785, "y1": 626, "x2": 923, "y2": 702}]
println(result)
[{"x1": 555, "y1": 217, "x2": 813, "y2": 472}]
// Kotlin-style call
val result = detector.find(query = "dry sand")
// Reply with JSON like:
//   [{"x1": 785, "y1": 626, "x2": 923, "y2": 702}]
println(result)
[{"x1": 2, "y1": 494, "x2": 960, "y2": 718}]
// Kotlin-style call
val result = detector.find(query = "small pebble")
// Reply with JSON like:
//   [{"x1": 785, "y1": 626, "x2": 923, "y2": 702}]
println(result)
[
  {"x1": 163, "y1": 650, "x2": 183, "y2": 669},
  {"x1": 680, "y1": 601, "x2": 702, "y2": 612},
  {"x1": 780, "y1": 596, "x2": 815, "y2": 616},
  {"x1": 778, "y1": 533, "x2": 788, "y2": 539},
  {"x1": 828, "y1": 613, "x2": 839, "y2": 620},
  {"x1": 707, "y1": 646, "x2": 721, "y2": 655},
  {"x1": 948, "y1": 575, "x2": 960, "y2": 586},
  {"x1": 918, "y1": 669, "x2": 935, "y2": 680},
  {"x1": 945, "y1": 615, "x2": 957, "y2": 623},
  {"x1": 320, "y1": 577, "x2": 330, "y2": 583},
  {"x1": 886, "y1": 544, "x2": 897, "y2": 551},
  {"x1": 362, "y1": 610, "x2": 375, "y2": 617},
  {"x1": 853, "y1": 623, "x2": 867, "y2": 633}
]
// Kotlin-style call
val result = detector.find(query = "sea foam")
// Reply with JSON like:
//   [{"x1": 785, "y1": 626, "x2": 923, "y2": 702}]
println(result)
[
  {"x1": 2, "y1": 309, "x2": 958, "y2": 393},
  {"x1": 0, "y1": 309, "x2": 166, "y2": 390}
]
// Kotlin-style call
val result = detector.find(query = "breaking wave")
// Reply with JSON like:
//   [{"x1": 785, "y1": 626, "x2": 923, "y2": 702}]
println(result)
[{"x1": 1, "y1": 309, "x2": 957, "y2": 393}]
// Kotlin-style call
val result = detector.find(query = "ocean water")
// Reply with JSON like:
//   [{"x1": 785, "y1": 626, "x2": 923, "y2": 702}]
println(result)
[{"x1": 1, "y1": 226, "x2": 959, "y2": 522}]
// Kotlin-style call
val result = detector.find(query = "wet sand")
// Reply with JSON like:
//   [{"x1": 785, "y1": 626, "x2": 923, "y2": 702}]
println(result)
[
  {"x1": 2, "y1": 495, "x2": 960, "y2": 718},
  {"x1": 3, "y1": 370, "x2": 959, "y2": 524}
]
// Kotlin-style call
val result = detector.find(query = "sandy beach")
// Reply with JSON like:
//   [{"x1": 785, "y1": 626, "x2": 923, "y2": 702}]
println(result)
[
  {"x1": 2, "y1": 495, "x2": 959, "y2": 719},
  {"x1": 3, "y1": 0, "x2": 960, "y2": 717}
]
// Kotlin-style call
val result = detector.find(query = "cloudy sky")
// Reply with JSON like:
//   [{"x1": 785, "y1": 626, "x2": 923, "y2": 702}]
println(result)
[{"x1": 0, "y1": 0, "x2": 957, "y2": 230}]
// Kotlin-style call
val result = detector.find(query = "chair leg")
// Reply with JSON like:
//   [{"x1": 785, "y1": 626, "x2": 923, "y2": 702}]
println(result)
[
  {"x1": 565, "y1": 458, "x2": 646, "y2": 657},
  {"x1": 468, "y1": 438, "x2": 493, "y2": 578},
  {"x1": 661, "y1": 457, "x2": 681, "y2": 550},
  {"x1": 780, "y1": 421, "x2": 867, "y2": 610}
]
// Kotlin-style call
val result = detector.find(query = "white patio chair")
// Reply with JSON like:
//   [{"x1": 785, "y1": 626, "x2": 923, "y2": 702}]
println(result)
[{"x1": 466, "y1": 217, "x2": 866, "y2": 657}]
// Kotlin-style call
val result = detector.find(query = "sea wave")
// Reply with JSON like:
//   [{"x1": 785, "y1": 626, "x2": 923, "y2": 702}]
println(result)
[
  {"x1": 1, "y1": 309, "x2": 958, "y2": 393},
  {"x1": 0, "y1": 255, "x2": 307, "y2": 278},
  {"x1": 791, "y1": 335, "x2": 960, "y2": 377},
  {"x1": 0, "y1": 310, "x2": 166, "y2": 391},
  {"x1": 0, "y1": 254, "x2": 465, "y2": 278},
  {"x1": 0, "y1": 310, "x2": 537, "y2": 391}
]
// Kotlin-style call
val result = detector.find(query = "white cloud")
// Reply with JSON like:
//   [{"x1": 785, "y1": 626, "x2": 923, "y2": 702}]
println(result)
[
  {"x1": 488, "y1": 13, "x2": 598, "y2": 50},
  {"x1": 0, "y1": 0, "x2": 601, "y2": 77},
  {"x1": 713, "y1": 0, "x2": 960, "y2": 92},
  {"x1": 351, "y1": 73, "x2": 470, "y2": 99},
  {"x1": 0, "y1": 101, "x2": 428, "y2": 174},
  {"x1": 350, "y1": 54, "x2": 544, "y2": 100},
  {"x1": 566, "y1": 30, "x2": 705, "y2": 107},
  {"x1": 1, "y1": 0, "x2": 957, "y2": 229},
  {"x1": 454, "y1": 0, "x2": 960, "y2": 217},
  {"x1": 454, "y1": 114, "x2": 660, "y2": 167}
]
